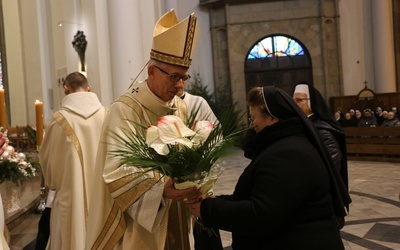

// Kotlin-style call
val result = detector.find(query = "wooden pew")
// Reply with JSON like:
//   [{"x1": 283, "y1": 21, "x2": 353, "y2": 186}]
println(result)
[{"x1": 343, "y1": 127, "x2": 400, "y2": 162}]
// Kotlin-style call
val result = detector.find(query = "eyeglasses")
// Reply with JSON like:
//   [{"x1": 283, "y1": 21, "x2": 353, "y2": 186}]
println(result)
[
  {"x1": 294, "y1": 98, "x2": 310, "y2": 103},
  {"x1": 154, "y1": 65, "x2": 191, "y2": 83},
  {"x1": 248, "y1": 114, "x2": 266, "y2": 123}
]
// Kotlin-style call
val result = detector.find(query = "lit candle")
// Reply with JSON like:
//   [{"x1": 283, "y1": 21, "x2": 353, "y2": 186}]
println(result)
[
  {"x1": 0, "y1": 86, "x2": 6, "y2": 130},
  {"x1": 35, "y1": 100, "x2": 44, "y2": 147}
]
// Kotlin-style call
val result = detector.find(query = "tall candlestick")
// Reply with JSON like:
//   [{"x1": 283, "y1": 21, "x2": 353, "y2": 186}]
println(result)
[
  {"x1": 0, "y1": 87, "x2": 7, "y2": 130},
  {"x1": 35, "y1": 100, "x2": 44, "y2": 147}
]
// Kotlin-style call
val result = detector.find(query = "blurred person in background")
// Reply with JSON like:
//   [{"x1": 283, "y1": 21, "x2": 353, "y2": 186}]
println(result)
[
  {"x1": 375, "y1": 107, "x2": 384, "y2": 126},
  {"x1": 358, "y1": 109, "x2": 377, "y2": 127},
  {"x1": 341, "y1": 113, "x2": 357, "y2": 127},
  {"x1": 382, "y1": 111, "x2": 400, "y2": 127}
]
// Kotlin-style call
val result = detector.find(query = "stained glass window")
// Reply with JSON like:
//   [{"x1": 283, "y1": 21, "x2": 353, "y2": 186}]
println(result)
[
  {"x1": 247, "y1": 35, "x2": 304, "y2": 59},
  {"x1": 245, "y1": 34, "x2": 312, "y2": 94}
]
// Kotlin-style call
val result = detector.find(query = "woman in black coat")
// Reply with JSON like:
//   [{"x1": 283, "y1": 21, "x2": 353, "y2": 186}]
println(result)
[
  {"x1": 293, "y1": 82, "x2": 349, "y2": 194},
  {"x1": 188, "y1": 86, "x2": 350, "y2": 249}
]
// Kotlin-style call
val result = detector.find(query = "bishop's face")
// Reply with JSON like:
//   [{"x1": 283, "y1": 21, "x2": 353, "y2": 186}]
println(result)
[{"x1": 147, "y1": 63, "x2": 189, "y2": 102}]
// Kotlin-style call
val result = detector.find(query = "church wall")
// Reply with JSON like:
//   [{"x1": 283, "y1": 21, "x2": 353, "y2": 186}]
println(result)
[
  {"x1": 106, "y1": 1, "x2": 156, "y2": 98},
  {"x1": 80, "y1": 0, "x2": 107, "y2": 103},
  {"x1": 339, "y1": 0, "x2": 370, "y2": 95},
  {"x1": 165, "y1": 0, "x2": 216, "y2": 95},
  {"x1": 320, "y1": 0, "x2": 342, "y2": 98},
  {"x1": 2, "y1": 0, "x2": 398, "y2": 126},
  {"x1": 3, "y1": 0, "x2": 90, "y2": 125},
  {"x1": 209, "y1": 0, "x2": 342, "y2": 115},
  {"x1": 371, "y1": 0, "x2": 396, "y2": 93},
  {"x1": 4, "y1": 0, "x2": 49, "y2": 127},
  {"x1": 52, "y1": 0, "x2": 120, "y2": 109},
  {"x1": 2, "y1": 0, "x2": 211, "y2": 126},
  {"x1": 208, "y1": 7, "x2": 231, "y2": 105},
  {"x1": 395, "y1": 0, "x2": 400, "y2": 90},
  {"x1": 2, "y1": 0, "x2": 28, "y2": 126}
]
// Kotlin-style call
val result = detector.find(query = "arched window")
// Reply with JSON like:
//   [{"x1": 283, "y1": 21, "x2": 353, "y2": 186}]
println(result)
[{"x1": 245, "y1": 34, "x2": 312, "y2": 94}]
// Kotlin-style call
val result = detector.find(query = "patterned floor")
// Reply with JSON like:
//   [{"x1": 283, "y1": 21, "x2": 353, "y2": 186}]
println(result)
[{"x1": 9, "y1": 148, "x2": 400, "y2": 250}]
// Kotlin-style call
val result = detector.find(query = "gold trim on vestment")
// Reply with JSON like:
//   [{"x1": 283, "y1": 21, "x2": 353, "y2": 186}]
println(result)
[
  {"x1": 116, "y1": 95, "x2": 150, "y2": 125},
  {"x1": 92, "y1": 178, "x2": 157, "y2": 249},
  {"x1": 107, "y1": 173, "x2": 143, "y2": 193},
  {"x1": 111, "y1": 178, "x2": 159, "y2": 211},
  {"x1": 52, "y1": 111, "x2": 89, "y2": 224},
  {"x1": 91, "y1": 91, "x2": 189, "y2": 249},
  {"x1": 91, "y1": 202, "x2": 125, "y2": 250},
  {"x1": 117, "y1": 89, "x2": 187, "y2": 123},
  {"x1": 175, "y1": 97, "x2": 188, "y2": 122}
]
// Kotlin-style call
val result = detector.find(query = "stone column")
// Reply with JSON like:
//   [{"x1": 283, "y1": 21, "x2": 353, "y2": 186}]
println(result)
[
  {"x1": 372, "y1": 0, "x2": 396, "y2": 93},
  {"x1": 107, "y1": 1, "x2": 144, "y2": 97},
  {"x1": 107, "y1": 1, "x2": 158, "y2": 97}
]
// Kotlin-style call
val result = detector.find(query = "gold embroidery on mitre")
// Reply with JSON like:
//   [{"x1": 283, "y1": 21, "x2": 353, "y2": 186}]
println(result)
[{"x1": 150, "y1": 10, "x2": 199, "y2": 67}]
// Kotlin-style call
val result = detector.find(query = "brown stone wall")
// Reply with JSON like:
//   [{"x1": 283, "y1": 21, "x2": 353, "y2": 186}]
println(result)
[{"x1": 205, "y1": 0, "x2": 342, "y2": 113}]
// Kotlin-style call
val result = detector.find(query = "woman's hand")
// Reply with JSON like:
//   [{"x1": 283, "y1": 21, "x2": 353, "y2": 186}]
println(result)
[
  {"x1": 163, "y1": 178, "x2": 202, "y2": 203},
  {"x1": 187, "y1": 201, "x2": 201, "y2": 217}
]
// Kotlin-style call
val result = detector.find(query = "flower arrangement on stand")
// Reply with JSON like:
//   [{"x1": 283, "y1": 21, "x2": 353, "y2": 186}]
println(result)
[
  {"x1": 0, "y1": 130, "x2": 39, "y2": 186},
  {"x1": 0, "y1": 129, "x2": 39, "y2": 215}
]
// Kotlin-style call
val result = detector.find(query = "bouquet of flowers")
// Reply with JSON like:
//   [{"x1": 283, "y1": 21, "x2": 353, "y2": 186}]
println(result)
[
  {"x1": 109, "y1": 111, "x2": 243, "y2": 197},
  {"x1": 0, "y1": 130, "x2": 38, "y2": 186}
]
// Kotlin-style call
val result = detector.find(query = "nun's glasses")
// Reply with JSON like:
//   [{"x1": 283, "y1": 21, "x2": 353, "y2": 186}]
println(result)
[
  {"x1": 248, "y1": 114, "x2": 266, "y2": 123},
  {"x1": 154, "y1": 65, "x2": 191, "y2": 83},
  {"x1": 294, "y1": 98, "x2": 310, "y2": 103}
]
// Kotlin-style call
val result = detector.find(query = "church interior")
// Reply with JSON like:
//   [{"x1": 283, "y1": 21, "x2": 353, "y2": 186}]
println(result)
[{"x1": 0, "y1": 0, "x2": 399, "y2": 249}]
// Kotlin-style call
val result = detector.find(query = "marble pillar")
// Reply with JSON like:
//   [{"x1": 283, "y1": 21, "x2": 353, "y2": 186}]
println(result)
[
  {"x1": 372, "y1": 0, "x2": 396, "y2": 93},
  {"x1": 107, "y1": 1, "x2": 160, "y2": 98}
]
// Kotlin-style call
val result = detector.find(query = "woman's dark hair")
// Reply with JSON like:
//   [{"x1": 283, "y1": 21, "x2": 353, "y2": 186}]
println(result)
[{"x1": 247, "y1": 87, "x2": 269, "y2": 115}]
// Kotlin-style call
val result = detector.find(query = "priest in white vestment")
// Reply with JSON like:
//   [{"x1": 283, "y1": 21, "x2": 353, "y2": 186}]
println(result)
[
  {"x1": 0, "y1": 134, "x2": 9, "y2": 249},
  {"x1": 0, "y1": 194, "x2": 9, "y2": 250},
  {"x1": 85, "y1": 9, "x2": 203, "y2": 250},
  {"x1": 39, "y1": 72, "x2": 107, "y2": 249}
]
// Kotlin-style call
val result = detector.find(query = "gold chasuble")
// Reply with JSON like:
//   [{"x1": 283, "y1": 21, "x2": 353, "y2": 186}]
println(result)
[{"x1": 86, "y1": 81, "x2": 190, "y2": 250}]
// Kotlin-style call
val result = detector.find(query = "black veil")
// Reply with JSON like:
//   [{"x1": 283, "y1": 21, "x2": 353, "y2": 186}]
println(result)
[{"x1": 262, "y1": 86, "x2": 351, "y2": 217}]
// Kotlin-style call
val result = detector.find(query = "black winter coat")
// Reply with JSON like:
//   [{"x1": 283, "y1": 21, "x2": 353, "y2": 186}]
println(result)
[
  {"x1": 201, "y1": 119, "x2": 344, "y2": 250},
  {"x1": 310, "y1": 114, "x2": 343, "y2": 172}
]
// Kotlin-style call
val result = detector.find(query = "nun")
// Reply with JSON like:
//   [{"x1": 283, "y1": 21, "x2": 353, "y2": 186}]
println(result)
[{"x1": 188, "y1": 86, "x2": 351, "y2": 250}]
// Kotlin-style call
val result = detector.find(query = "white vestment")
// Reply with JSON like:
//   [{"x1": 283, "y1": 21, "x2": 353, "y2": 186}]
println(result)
[
  {"x1": 86, "y1": 81, "x2": 190, "y2": 250},
  {"x1": 182, "y1": 92, "x2": 218, "y2": 125},
  {"x1": 40, "y1": 92, "x2": 106, "y2": 250},
  {"x1": 0, "y1": 194, "x2": 10, "y2": 250}
]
